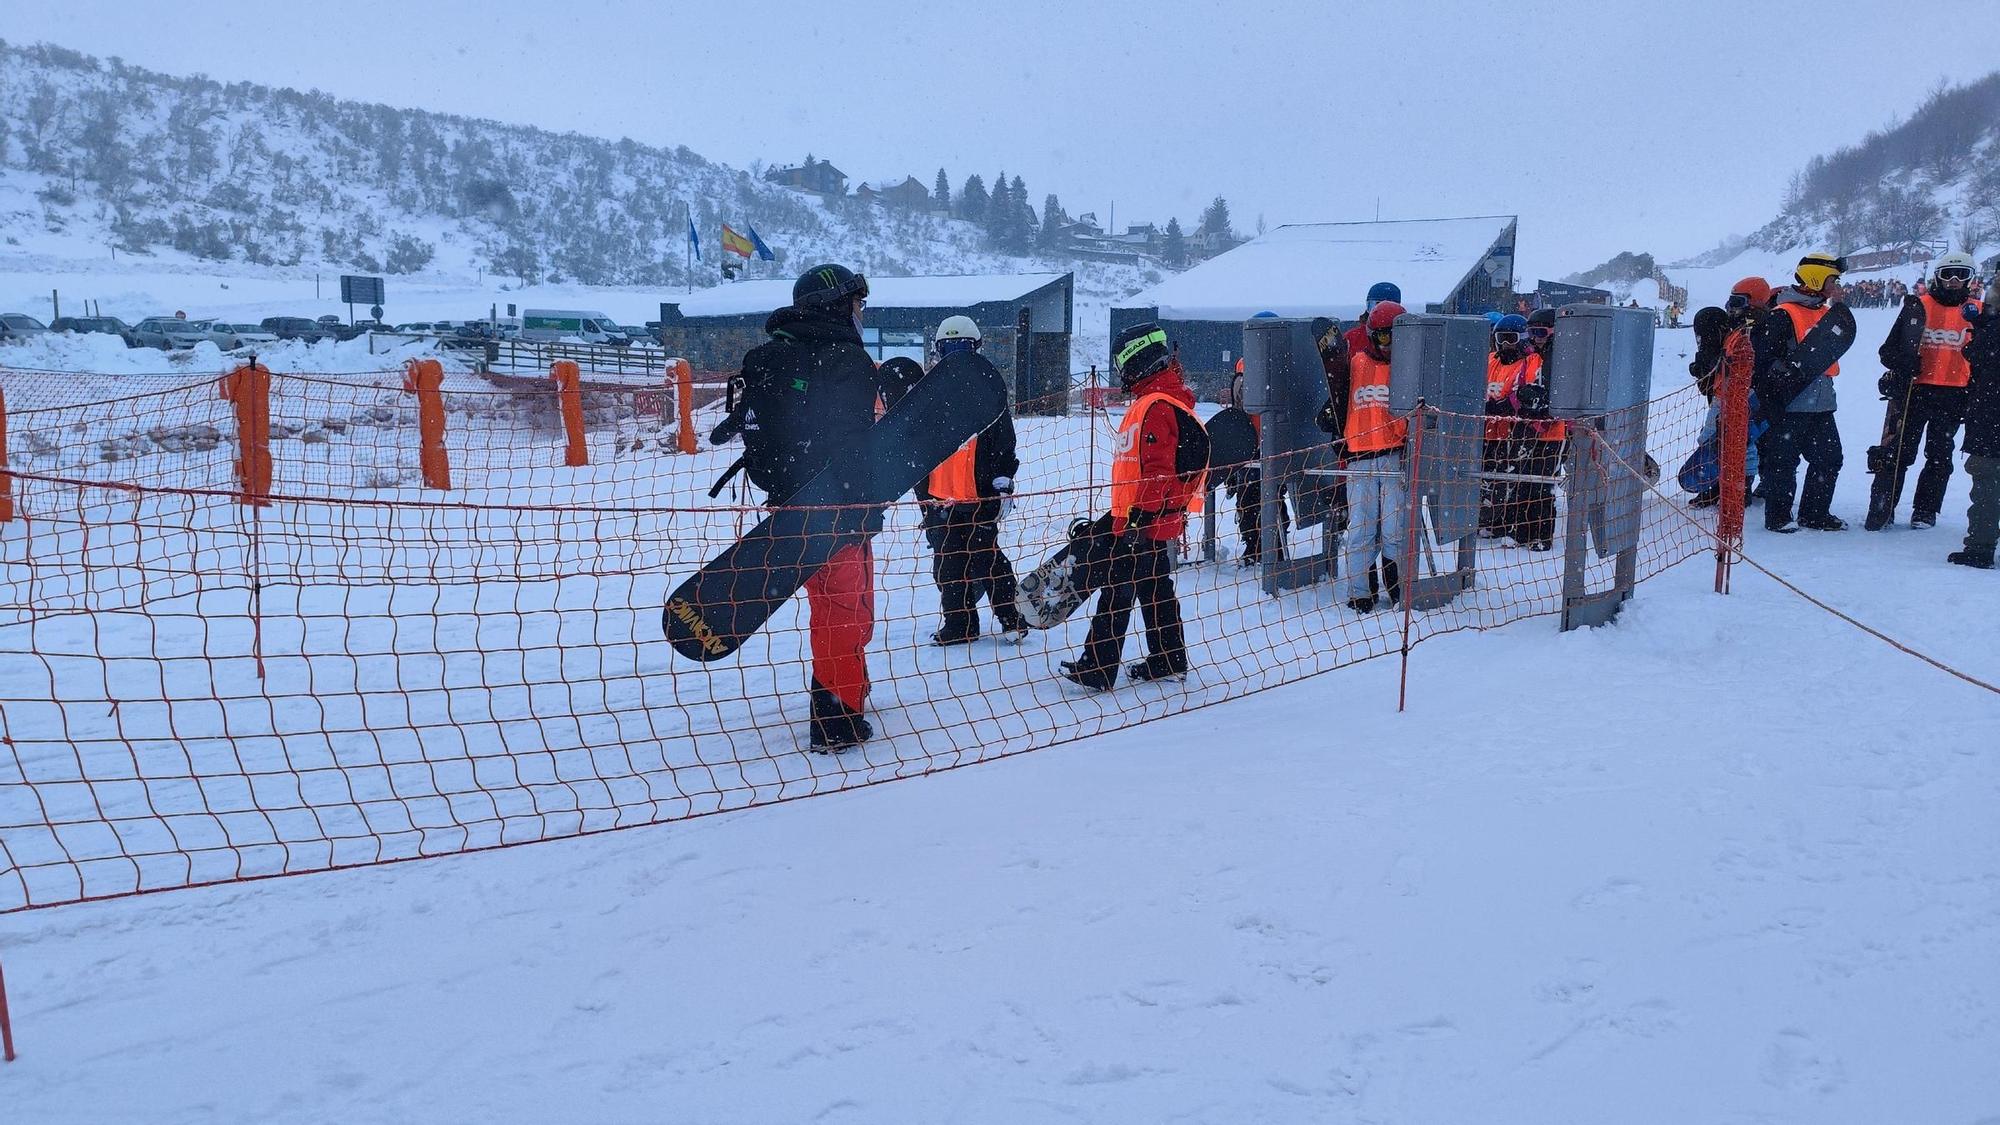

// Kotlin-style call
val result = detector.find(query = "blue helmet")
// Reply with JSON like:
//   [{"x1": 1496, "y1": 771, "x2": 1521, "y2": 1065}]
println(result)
[
  {"x1": 1495, "y1": 313, "x2": 1529, "y2": 335},
  {"x1": 1366, "y1": 282, "x2": 1401, "y2": 307}
]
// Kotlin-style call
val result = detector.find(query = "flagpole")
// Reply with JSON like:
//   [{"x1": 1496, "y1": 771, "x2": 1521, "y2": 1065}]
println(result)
[{"x1": 684, "y1": 201, "x2": 692, "y2": 294}]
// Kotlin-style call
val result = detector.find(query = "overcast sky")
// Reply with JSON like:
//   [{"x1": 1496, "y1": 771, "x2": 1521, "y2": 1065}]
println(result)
[{"x1": 16, "y1": 1, "x2": 2000, "y2": 280}]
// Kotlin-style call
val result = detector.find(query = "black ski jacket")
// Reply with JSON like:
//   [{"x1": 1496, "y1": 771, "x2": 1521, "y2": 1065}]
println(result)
[
  {"x1": 1962, "y1": 307, "x2": 2000, "y2": 460},
  {"x1": 733, "y1": 304, "x2": 880, "y2": 504},
  {"x1": 1878, "y1": 293, "x2": 1973, "y2": 383},
  {"x1": 914, "y1": 351, "x2": 1019, "y2": 507}
]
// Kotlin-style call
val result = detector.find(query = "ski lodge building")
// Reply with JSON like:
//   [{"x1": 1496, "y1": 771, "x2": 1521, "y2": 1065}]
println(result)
[
  {"x1": 656, "y1": 272, "x2": 1076, "y2": 412},
  {"x1": 1111, "y1": 216, "x2": 1519, "y2": 400}
]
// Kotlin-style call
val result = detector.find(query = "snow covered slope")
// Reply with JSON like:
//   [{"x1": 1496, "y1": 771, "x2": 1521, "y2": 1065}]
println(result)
[{"x1": 1, "y1": 309, "x2": 1996, "y2": 1123}]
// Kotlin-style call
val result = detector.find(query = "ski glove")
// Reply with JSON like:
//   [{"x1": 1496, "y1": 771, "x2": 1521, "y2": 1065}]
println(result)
[
  {"x1": 1877, "y1": 371, "x2": 1911, "y2": 402},
  {"x1": 1515, "y1": 380, "x2": 1551, "y2": 417}
]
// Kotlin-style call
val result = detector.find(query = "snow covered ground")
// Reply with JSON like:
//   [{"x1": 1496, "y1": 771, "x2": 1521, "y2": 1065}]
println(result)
[{"x1": 2, "y1": 303, "x2": 1997, "y2": 1122}]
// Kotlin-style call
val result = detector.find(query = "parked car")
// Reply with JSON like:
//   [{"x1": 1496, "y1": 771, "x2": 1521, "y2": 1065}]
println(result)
[
  {"x1": 132, "y1": 316, "x2": 208, "y2": 350},
  {"x1": 393, "y1": 322, "x2": 439, "y2": 333},
  {"x1": 0, "y1": 313, "x2": 51, "y2": 343},
  {"x1": 224, "y1": 323, "x2": 279, "y2": 346},
  {"x1": 50, "y1": 316, "x2": 139, "y2": 346},
  {"x1": 352, "y1": 320, "x2": 395, "y2": 334},
  {"x1": 619, "y1": 324, "x2": 656, "y2": 345},
  {"x1": 312, "y1": 314, "x2": 366, "y2": 342},
  {"x1": 260, "y1": 316, "x2": 337, "y2": 343},
  {"x1": 184, "y1": 319, "x2": 243, "y2": 349}
]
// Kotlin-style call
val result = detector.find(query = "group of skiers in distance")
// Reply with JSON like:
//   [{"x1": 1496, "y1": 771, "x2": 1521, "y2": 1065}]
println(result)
[{"x1": 704, "y1": 255, "x2": 2000, "y2": 752}]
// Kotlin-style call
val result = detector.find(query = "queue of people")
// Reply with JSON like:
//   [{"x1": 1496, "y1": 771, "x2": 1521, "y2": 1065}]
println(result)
[{"x1": 1685, "y1": 250, "x2": 2000, "y2": 566}]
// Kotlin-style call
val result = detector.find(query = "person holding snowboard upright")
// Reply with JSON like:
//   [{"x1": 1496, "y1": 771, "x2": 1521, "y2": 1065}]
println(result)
[
  {"x1": 1329, "y1": 301, "x2": 1410, "y2": 612},
  {"x1": 1061, "y1": 323, "x2": 1208, "y2": 691},
  {"x1": 1753, "y1": 251, "x2": 1854, "y2": 532},
  {"x1": 1866, "y1": 252, "x2": 1981, "y2": 531},
  {"x1": 725, "y1": 263, "x2": 882, "y2": 750},
  {"x1": 918, "y1": 316, "x2": 1029, "y2": 645},
  {"x1": 1949, "y1": 289, "x2": 2000, "y2": 568}
]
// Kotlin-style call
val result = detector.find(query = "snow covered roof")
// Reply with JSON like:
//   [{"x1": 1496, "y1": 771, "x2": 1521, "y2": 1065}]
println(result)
[
  {"x1": 669, "y1": 274, "x2": 1068, "y2": 319},
  {"x1": 1121, "y1": 216, "x2": 1518, "y2": 321}
]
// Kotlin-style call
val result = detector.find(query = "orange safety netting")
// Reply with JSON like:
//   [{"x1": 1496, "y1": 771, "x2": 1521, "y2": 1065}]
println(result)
[{"x1": 0, "y1": 366, "x2": 1719, "y2": 915}]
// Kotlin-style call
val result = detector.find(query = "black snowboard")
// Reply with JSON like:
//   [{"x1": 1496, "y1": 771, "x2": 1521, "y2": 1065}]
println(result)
[
  {"x1": 664, "y1": 352, "x2": 1008, "y2": 662},
  {"x1": 1788, "y1": 302, "x2": 1857, "y2": 382},
  {"x1": 1205, "y1": 407, "x2": 1259, "y2": 470},
  {"x1": 1014, "y1": 514, "x2": 1115, "y2": 631}
]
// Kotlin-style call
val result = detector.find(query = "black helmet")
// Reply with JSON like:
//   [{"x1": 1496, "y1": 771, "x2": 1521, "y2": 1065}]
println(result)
[
  {"x1": 876, "y1": 356, "x2": 925, "y2": 410},
  {"x1": 793, "y1": 263, "x2": 869, "y2": 308},
  {"x1": 1526, "y1": 308, "x2": 1556, "y2": 330},
  {"x1": 1112, "y1": 321, "x2": 1171, "y2": 389}
]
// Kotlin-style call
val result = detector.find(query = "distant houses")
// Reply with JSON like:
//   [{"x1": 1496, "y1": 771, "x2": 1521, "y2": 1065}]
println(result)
[
  {"x1": 853, "y1": 175, "x2": 935, "y2": 210},
  {"x1": 762, "y1": 157, "x2": 848, "y2": 196}
]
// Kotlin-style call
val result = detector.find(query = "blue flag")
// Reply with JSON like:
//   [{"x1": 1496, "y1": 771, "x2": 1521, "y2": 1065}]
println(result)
[
  {"x1": 686, "y1": 216, "x2": 701, "y2": 261},
  {"x1": 746, "y1": 225, "x2": 776, "y2": 262}
]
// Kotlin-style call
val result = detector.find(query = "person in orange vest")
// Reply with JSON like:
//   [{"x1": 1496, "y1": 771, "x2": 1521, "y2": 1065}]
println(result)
[
  {"x1": 1866, "y1": 252, "x2": 1981, "y2": 530},
  {"x1": 1327, "y1": 301, "x2": 1409, "y2": 612},
  {"x1": 1511, "y1": 308, "x2": 1569, "y2": 549},
  {"x1": 915, "y1": 316, "x2": 1028, "y2": 645},
  {"x1": 1061, "y1": 322, "x2": 1208, "y2": 690},
  {"x1": 1481, "y1": 314, "x2": 1536, "y2": 538},
  {"x1": 1752, "y1": 251, "x2": 1855, "y2": 532}
]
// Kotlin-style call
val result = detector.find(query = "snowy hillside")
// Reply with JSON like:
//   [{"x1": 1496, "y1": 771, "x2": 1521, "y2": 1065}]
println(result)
[{"x1": 0, "y1": 40, "x2": 1156, "y2": 342}]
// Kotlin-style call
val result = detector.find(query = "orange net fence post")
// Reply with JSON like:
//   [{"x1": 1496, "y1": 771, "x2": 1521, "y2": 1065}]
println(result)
[
  {"x1": 217, "y1": 360, "x2": 272, "y2": 506},
  {"x1": 551, "y1": 360, "x2": 588, "y2": 467},
  {"x1": 1715, "y1": 331, "x2": 1754, "y2": 594},
  {"x1": 672, "y1": 358, "x2": 698, "y2": 454},
  {"x1": 0, "y1": 382, "x2": 13, "y2": 524},
  {"x1": 402, "y1": 357, "x2": 451, "y2": 490}
]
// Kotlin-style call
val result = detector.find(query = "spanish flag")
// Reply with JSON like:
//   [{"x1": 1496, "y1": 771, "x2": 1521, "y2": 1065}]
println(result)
[{"x1": 721, "y1": 224, "x2": 756, "y2": 258}]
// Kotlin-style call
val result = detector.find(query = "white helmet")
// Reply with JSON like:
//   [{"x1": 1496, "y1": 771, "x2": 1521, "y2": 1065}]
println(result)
[
  {"x1": 934, "y1": 315, "x2": 982, "y2": 344},
  {"x1": 1934, "y1": 252, "x2": 1977, "y2": 282}
]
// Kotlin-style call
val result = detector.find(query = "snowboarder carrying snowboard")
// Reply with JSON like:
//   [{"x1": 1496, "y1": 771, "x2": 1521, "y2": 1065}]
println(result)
[
  {"x1": 1865, "y1": 253, "x2": 1981, "y2": 531},
  {"x1": 1060, "y1": 323, "x2": 1209, "y2": 691},
  {"x1": 915, "y1": 316, "x2": 1030, "y2": 646},
  {"x1": 720, "y1": 263, "x2": 883, "y2": 750},
  {"x1": 1753, "y1": 251, "x2": 1855, "y2": 532},
  {"x1": 1684, "y1": 277, "x2": 1774, "y2": 508}
]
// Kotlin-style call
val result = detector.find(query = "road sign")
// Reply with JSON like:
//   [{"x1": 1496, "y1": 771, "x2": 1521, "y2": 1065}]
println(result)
[{"x1": 340, "y1": 275, "x2": 385, "y2": 306}]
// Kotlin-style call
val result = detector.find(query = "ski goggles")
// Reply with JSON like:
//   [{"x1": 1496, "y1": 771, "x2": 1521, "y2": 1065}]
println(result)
[
  {"x1": 1526, "y1": 325, "x2": 1554, "y2": 342},
  {"x1": 1795, "y1": 260, "x2": 1845, "y2": 291},
  {"x1": 1114, "y1": 328, "x2": 1169, "y2": 371},
  {"x1": 1725, "y1": 292, "x2": 1756, "y2": 311},
  {"x1": 1936, "y1": 266, "x2": 1974, "y2": 283},
  {"x1": 1493, "y1": 331, "x2": 1523, "y2": 348}
]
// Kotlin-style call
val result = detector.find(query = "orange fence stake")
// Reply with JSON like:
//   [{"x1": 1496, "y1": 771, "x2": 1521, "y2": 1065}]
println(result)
[
  {"x1": 0, "y1": 952, "x2": 16, "y2": 1062},
  {"x1": 403, "y1": 358, "x2": 451, "y2": 490},
  {"x1": 551, "y1": 360, "x2": 588, "y2": 467},
  {"x1": 672, "y1": 358, "x2": 697, "y2": 454},
  {"x1": 217, "y1": 361, "x2": 272, "y2": 506},
  {"x1": 0, "y1": 383, "x2": 14, "y2": 523}
]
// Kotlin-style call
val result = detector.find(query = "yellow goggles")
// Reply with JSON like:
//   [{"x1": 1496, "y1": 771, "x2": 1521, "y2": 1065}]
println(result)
[
  {"x1": 1795, "y1": 262, "x2": 1843, "y2": 291},
  {"x1": 1115, "y1": 328, "x2": 1168, "y2": 371}
]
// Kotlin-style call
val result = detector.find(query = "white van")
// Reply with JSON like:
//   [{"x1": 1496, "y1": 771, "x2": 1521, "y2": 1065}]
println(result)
[{"x1": 520, "y1": 309, "x2": 630, "y2": 346}]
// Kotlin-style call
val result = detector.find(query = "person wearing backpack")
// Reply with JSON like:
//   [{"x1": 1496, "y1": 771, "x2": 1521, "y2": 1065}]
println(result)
[
  {"x1": 1061, "y1": 322, "x2": 1209, "y2": 691},
  {"x1": 709, "y1": 263, "x2": 882, "y2": 751}
]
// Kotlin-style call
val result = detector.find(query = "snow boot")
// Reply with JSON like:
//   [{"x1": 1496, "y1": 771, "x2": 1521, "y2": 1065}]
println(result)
[
  {"x1": 1347, "y1": 595, "x2": 1378, "y2": 614},
  {"x1": 808, "y1": 688, "x2": 872, "y2": 753},
  {"x1": 1059, "y1": 660, "x2": 1116, "y2": 692},
  {"x1": 1127, "y1": 654, "x2": 1187, "y2": 683},
  {"x1": 1688, "y1": 486, "x2": 1720, "y2": 509},
  {"x1": 1910, "y1": 510, "x2": 1938, "y2": 530},
  {"x1": 931, "y1": 623, "x2": 979, "y2": 647},
  {"x1": 1798, "y1": 514, "x2": 1849, "y2": 532},
  {"x1": 1948, "y1": 549, "x2": 1995, "y2": 570}
]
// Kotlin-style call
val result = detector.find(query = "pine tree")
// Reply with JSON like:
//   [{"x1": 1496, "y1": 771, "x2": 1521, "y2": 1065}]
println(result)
[
  {"x1": 958, "y1": 173, "x2": 988, "y2": 223},
  {"x1": 1164, "y1": 217, "x2": 1187, "y2": 267},
  {"x1": 986, "y1": 170, "x2": 1011, "y2": 247},
  {"x1": 1038, "y1": 193, "x2": 1068, "y2": 251},
  {"x1": 934, "y1": 168, "x2": 950, "y2": 209},
  {"x1": 1006, "y1": 174, "x2": 1032, "y2": 254},
  {"x1": 1200, "y1": 196, "x2": 1233, "y2": 243}
]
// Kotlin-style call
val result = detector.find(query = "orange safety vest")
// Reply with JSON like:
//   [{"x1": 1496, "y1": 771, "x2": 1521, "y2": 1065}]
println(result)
[
  {"x1": 1916, "y1": 294, "x2": 1974, "y2": 388},
  {"x1": 1485, "y1": 353, "x2": 1538, "y2": 441},
  {"x1": 1344, "y1": 353, "x2": 1407, "y2": 455},
  {"x1": 1110, "y1": 391, "x2": 1205, "y2": 532},
  {"x1": 1776, "y1": 302, "x2": 1841, "y2": 377},
  {"x1": 927, "y1": 436, "x2": 981, "y2": 502}
]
